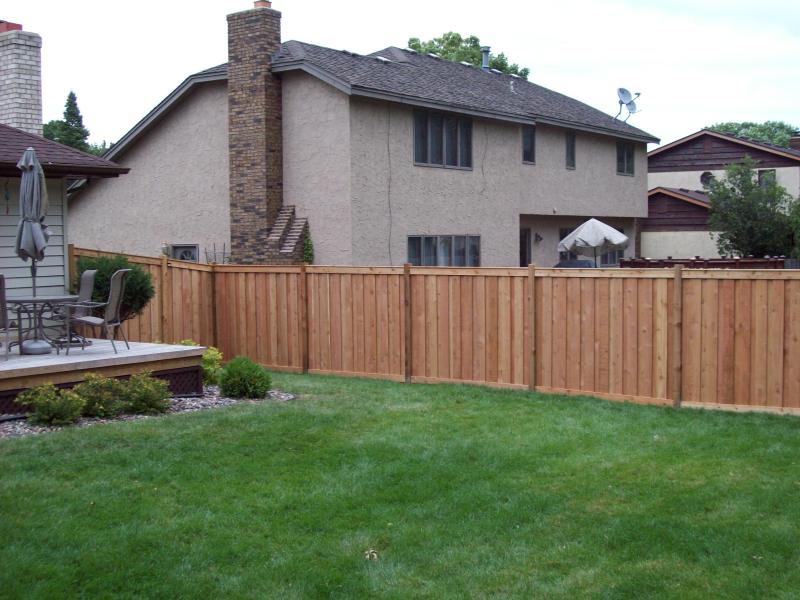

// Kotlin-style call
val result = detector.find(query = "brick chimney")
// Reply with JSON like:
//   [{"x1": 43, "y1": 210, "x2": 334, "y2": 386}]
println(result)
[
  {"x1": 0, "y1": 21, "x2": 42, "y2": 136},
  {"x1": 227, "y1": 1, "x2": 283, "y2": 264},
  {"x1": 790, "y1": 131, "x2": 800, "y2": 152}
]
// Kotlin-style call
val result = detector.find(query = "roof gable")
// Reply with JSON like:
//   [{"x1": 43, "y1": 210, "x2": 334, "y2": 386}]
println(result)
[
  {"x1": 649, "y1": 129, "x2": 800, "y2": 172},
  {"x1": 0, "y1": 124, "x2": 129, "y2": 178}
]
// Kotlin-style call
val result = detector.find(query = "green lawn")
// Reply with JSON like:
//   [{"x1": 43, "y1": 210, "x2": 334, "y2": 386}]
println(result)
[{"x1": 1, "y1": 374, "x2": 799, "y2": 599}]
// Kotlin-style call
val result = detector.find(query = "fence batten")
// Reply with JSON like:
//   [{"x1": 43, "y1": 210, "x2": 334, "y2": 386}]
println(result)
[{"x1": 68, "y1": 246, "x2": 800, "y2": 416}]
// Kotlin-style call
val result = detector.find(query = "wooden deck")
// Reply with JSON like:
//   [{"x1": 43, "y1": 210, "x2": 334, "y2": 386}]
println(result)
[{"x1": 0, "y1": 340, "x2": 204, "y2": 414}]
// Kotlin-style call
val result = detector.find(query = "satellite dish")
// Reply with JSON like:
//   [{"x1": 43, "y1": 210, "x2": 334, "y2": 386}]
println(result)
[{"x1": 614, "y1": 88, "x2": 642, "y2": 121}]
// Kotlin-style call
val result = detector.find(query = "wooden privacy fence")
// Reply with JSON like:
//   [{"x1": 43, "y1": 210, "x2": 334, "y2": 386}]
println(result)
[{"x1": 70, "y1": 246, "x2": 800, "y2": 415}]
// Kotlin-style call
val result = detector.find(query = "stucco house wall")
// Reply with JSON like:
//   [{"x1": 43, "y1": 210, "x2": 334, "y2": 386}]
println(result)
[
  {"x1": 68, "y1": 82, "x2": 230, "y2": 259},
  {"x1": 345, "y1": 95, "x2": 647, "y2": 267},
  {"x1": 282, "y1": 72, "x2": 352, "y2": 265},
  {"x1": 640, "y1": 230, "x2": 720, "y2": 259},
  {"x1": 0, "y1": 178, "x2": 68, "y2": 296},
  {"x1": 649, "y1": 167, "x2": 800, "y2": 199}
]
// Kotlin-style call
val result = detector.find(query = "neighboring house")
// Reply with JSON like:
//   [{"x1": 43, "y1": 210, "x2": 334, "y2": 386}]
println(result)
[
  {"x1": 0, "y1": 124, "x2": 129, "y2": 296},
  {"x1": 0, "y1": 22, "x2": 129, "y2": 295},
  {"x1": 69, "y1": 1, "x2": 658, "y2": 267},
  {"x1": 638, "y1": 187, "x2": 716, "y2": 259},
  {"x1": 644, "y1": 128, "x2": 800, "y2": 258}
]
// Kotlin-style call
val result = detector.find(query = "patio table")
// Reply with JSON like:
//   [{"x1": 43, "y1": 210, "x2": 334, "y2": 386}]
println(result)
[{"x1": 7, "y1": 294, "x2": 79, "y2": 355}]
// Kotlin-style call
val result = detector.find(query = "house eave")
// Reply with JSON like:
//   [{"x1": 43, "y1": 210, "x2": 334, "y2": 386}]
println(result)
[{"x1": 103, "y1": 71, "x2": 227, "y2": 162}]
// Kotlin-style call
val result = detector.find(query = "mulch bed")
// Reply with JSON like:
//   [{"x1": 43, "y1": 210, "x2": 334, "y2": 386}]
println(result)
[{"x1": 0, "y1": 386, "x2": 295, "y2": 439}]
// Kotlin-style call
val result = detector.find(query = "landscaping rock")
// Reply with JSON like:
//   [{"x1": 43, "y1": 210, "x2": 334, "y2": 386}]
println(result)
[{"x1": 0, "y1": 387, "x2": 295, "y2": 439}]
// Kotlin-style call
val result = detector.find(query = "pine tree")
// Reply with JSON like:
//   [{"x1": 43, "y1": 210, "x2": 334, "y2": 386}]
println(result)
[{"x1": 43, "y1": 91, "x2": 91, "y2": 153}]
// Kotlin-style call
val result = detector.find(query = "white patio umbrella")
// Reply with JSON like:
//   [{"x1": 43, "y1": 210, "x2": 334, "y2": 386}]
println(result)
[
  {"x1": 557, "y1": 218, "x2": 629, "y2": 267},
  {"x1": 14, "y1": 147, "x2": 50, "y2": 296}
]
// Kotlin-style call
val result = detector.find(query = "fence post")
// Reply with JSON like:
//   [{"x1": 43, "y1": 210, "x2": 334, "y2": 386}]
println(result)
[
  {"x1": 160, "y1": 254, "x2": 170, "y2": 343},
  {"x1": 528, "y1": 263, "x2": 536, "y2": 391},
  {"x1": 403, "y1": 263, "x2": 412, "y2": 383},
  {"x1": 300, "y1": 263, "x2": 309, "y2": 373},
  {"x1": 672, "y1": 265, "x2": 683, "y2": 408},
  {"x1": 210, "y1": 262, "x2": 219, "y2": 348}
]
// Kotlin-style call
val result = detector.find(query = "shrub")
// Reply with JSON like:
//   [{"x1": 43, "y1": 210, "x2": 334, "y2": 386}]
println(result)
[
  {"x1": 75, "y1": 254, "x2": 155, "y2": 321},
  {"x1": 219, "y1": 356, "x2": 272, "y2": 399},
  {"x1": 303, "y1": 230, "x2": 314, "y2": 264},
  {"x1": 121, "y1": 372, "x2": 170, "y2": 414},
  {"x1": 15, "y1": 384, "x2": 85, "y2": 426},
  {"x1": 178, "y1": 340, "x2": 223, "y2": 386},
  {"x1": 73, "y1": 374, "x2": 125, "y2": 418}
]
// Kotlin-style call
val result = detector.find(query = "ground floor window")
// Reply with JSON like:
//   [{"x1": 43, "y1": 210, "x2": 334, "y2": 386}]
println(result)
[{"x1": 407, "y1": 235, "x2": 480, "y2": 266}]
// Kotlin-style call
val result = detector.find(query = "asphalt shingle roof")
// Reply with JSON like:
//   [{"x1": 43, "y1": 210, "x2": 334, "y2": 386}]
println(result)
[
  {"x1": 0, "y1": 124, "x2": 129, "y2": 178},
  {"x1": 271, "y1": 41, "x2": 658, "y2": 142},
  {"x1": 653, "y1": 187, "x2": 709, "y2": 206}
]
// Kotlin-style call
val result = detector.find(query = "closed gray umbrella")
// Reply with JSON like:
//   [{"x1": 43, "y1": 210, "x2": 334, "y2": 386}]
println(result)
[{"x1": 15, "y1": 147, "x2": 50, "y2": 296}]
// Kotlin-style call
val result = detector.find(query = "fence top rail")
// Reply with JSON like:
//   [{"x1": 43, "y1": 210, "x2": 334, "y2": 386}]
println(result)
[
  {"x1": 213, "y1": 264, "x2": 303, "y2": 274},
  {"x1": 410, "y1": 267, "x2": 529, "y2": 277},
  {"x1": 534, "y1": 268, "x2": 674, "y2": 278},
  {"x1": 308, "y1": 266, "x2": 404, "y2": 275},
  {"x1": 168, "y1": 260, "x2": 214, "y2": 272},
  {"x1": 681, "y1": 269, "x2": 800, "y2": 280},
  {"x1": 73, "y1": 247, "x2": 163, "y2": 266}
]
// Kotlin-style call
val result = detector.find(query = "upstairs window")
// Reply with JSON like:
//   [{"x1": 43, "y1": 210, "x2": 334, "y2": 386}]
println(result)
[
  {"x1": 407, "y1": 235, "x2": 480, "y2": 266},
  {"x1": 565, "y1": 131, "x2": 576, "y2": 169},
  {"x1": 757, "y1": 169, "x2": 776, "y2": 188},
  {"x1": 414, "y1": 111, "x2": 472, "y2": 169},
  {"x1": 522, "y1": 125, "x2": 536, "y2": 164},
  {"x1": 616, "y1": 141, "x2": 635, "y2": 175}
]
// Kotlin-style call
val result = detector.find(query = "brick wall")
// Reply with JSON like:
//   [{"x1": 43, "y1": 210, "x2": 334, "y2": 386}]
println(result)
[
  {"x1": 227, "y1": 6, "x2": 283, "y2": 264},
  {"x1": 0, "y1": 29, "x2": 42, "y2": 136}
]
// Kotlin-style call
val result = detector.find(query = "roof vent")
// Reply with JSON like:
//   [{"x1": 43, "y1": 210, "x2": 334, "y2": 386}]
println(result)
[
  {"x1": 459, "y1": 61, "x2": 472, "y2": 67},
  {"x1": 427, "y1": 52, "x2": 440, "y2": 58},
  {"x1": 375, "y1": 56, "x2": 391, "y2": 63},
  {"x1": 490, "y1": 68, "x2": 502, "y2": 74},
  {"x1": 481, "y1": 46, "x2": 490, "y2": 70},
  {"x1": 404, "y1": 47, "x2": 417, "y2": 53},
  {"x1": 509, "y1": 73, "x2": 520, "y2": 79}
]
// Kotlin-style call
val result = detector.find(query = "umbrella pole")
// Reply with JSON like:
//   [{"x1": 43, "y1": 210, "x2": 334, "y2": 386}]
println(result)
[{"x1": 31, "y1": 259, "x2": 37, "y2": 297}]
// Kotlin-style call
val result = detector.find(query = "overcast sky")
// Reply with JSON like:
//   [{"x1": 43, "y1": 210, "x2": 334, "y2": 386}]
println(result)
[{"x1": 7, "y1": 0, "x2": 800, "y2": 148}]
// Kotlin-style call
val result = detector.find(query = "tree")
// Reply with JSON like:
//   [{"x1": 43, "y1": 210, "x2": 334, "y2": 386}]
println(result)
[
  {"x1": 706, "y1": 121, "x2": 798, "y2": 147},
  {"x1": 43, "y1": 91, "x2": 111, "y2": 156},
  {"x1": 407, "y1": 32, "x2": 530, "y2": 79},
  {"x1": 706, "y1": 156, "x2": 795, "y2": 257}
]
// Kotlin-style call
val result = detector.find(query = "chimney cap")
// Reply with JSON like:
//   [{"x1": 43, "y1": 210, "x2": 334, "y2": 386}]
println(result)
[
  {"x1": 254, "y1": 0, "x2": 272, "y2": 8},
  {"x1": 0, "y1": 21, "x2": 23, "y2": 33}
]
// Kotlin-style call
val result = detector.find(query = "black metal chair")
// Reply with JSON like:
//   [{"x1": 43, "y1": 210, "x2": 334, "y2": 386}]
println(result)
[{"x1": 65, "y1": 269, "x2": 131, "y2": 354}]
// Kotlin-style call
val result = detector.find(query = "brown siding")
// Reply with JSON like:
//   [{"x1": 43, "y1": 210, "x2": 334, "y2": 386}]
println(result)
[
  {"x1": 649, "y1": 134, "x2": 800, "y2": 172},
  {"x1": 640, "y1": 192, "x2": 709, "y2": 232}
]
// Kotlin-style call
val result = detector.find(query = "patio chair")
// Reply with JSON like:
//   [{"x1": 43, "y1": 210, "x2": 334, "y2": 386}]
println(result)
[
  {"x1": 45, "y1": 269, "x2": 97, "y2": 346},
  {"x1": 0, "y1": 275, "x2": 12, "y2": 360},
  {"x1": 66, "y1": 269, "x2": 131, "y2": 355}
]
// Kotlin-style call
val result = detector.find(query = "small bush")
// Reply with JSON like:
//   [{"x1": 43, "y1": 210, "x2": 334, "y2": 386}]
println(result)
[
  {"x1": 75, "y1": 254, "x2": 155, "y2": 321},
  {"x1": 219, "y1": 356, "x2": 272, "y2": 399},
  {"x1": 16, "y1": 384, "x2": 85, "y2": 426},
  {"x1": 178, "y1": 340, "x2": 223, "y2": 385},
  {"x1": 73, "y1": 374, "x2": 125, "y2": 418},
  {"x1": 121, "y1": 372, "x2": 170, "y2": 414}
]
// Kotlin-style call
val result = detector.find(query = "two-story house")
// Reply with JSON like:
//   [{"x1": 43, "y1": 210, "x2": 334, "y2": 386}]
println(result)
[
  {"x1": 642, "y1": 128, "x2": 800, "y2": 258},
  {"x1": 68, "y1": 1, "x2": 657, "y2": 267}
]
